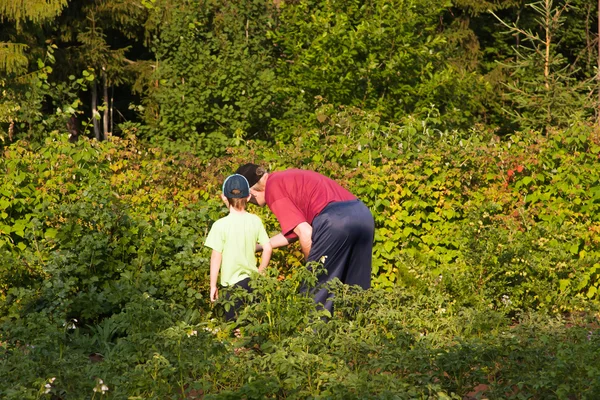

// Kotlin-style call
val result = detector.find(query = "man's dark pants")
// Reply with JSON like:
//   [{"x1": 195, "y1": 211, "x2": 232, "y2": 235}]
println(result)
[{"x1": 307, "y1": 200, "x2": 374, "y2": 314}]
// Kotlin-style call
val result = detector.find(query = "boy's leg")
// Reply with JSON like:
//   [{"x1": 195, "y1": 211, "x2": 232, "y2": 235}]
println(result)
[{"x1": 223, "y1": 277, "x2": 252, "y2": 321}]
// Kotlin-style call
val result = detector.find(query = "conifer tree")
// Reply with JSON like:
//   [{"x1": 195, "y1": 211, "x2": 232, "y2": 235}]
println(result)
[
  {"x1": 48, "y1": 0, "x2": 149, "y2": 140},
  {"x1": 492, "y1": 0, "x2": 595, "y2": 132},
  {"x1": 0, "y1": 0, "x2": 67, "y2": 142},
  {"x1": 0, "y1": 0, "x2": 67, "y2": 74}
]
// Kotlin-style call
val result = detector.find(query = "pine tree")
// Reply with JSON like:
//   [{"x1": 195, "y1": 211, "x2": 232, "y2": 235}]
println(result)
[
  {"x1": 0, "y1": 0, "x2": 67, "y2": 74},
  {"x1": 37, "y1": 0, "x2": 152, "y2": 140},
  {"x1": 492, "y1": 0, "x2": 596, "y2": 132},
  {"x1": 72, "y1": 11, "x2": 128, "y2": 140}
]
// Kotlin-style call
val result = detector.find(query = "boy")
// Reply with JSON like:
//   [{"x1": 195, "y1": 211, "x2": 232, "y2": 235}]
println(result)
[{"x1": 205, "y1": 174, "x2": 272, "y2": 321}]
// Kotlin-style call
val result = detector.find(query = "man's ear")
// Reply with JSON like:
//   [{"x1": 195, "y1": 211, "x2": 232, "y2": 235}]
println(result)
[
  {"x1": 259, "y1": 172, "x2": 268, "y2": 185},
  {"x1": 248, "y1": 191, "x2": 258, "y2": 205}
]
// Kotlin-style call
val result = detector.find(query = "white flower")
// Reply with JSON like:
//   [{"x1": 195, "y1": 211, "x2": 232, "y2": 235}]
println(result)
[
  {"x1": 43, "y1": 377, "x2": 56, "y2": 394},
  {"x1": 63, "y1": 319, "x2": 77, "y2": 330},
  {"x1": 93, "y1": 378, "x2": 109, "y2": 394},
  {"x1": 204, "y1": 327, "x2": 219, "y2": 334}
]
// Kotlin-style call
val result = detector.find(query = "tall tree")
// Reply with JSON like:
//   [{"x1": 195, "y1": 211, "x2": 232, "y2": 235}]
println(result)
[
  {"x1": 0, "y1": 0, "x2": 68, "y2": 142},
  {"x1": 491, "y1": 0, "x2": 596, "y2": 132},
  {"x1": 0, "y1": 0, "x2": 67, "y2": 74},
  {"x1": 47, "y1": 0, "x2": 151, "y2": 140},
  {"x1": 272, "y1": 0, "x2": 493, "y2": 133}
]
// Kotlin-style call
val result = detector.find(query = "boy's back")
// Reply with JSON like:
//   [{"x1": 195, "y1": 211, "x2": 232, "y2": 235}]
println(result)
[
  {"x1": 205, "y1": 173, "x2": 272, "y2": 319},
  {"x1": 205, "y1": 212, "x2": 269, "y2": 286}
]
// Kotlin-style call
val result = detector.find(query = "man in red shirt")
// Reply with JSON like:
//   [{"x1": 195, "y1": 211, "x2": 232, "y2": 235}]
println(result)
[{"x1": 236, "y1": 164, "x2": 374, "y2": 314}]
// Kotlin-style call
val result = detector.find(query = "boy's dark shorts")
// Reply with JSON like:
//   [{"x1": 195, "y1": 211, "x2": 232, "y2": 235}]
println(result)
[{"x1": 215, "y1": 277, "x2": 253, "y2": 321}]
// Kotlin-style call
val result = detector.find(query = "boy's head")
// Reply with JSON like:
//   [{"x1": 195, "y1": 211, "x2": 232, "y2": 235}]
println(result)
[{"x1": 222, "y1": 174, "x2": 251, "y2": 211}]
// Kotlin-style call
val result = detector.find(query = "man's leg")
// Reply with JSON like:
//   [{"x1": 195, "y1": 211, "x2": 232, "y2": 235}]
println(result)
[
  {"x1": 307, "y1": 200, "x2": 374, "y2": 313},
  {"x1": 342, "y1": 201, "x2": 374, "y2": 289}
]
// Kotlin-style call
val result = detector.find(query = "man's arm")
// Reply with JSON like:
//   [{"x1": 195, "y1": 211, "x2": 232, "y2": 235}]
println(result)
[
  {"x1": 293, "y1": 222, "x2": 313, "y2": 260},
  {"x1": 209, "y1": 250, "x2": 222, "y2": 302},
  {"x1": 269, "y1": 232, "x2": 295, "y2": 249},
  {"x1": 256, "y1": 233, "x2": 295, "y2": 252}
]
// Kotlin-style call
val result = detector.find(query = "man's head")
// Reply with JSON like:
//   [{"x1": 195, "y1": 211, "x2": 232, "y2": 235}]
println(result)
[
  {"x1": 235, "y1": 163, "x2": 268, "y2": 206},
  {"x1": 222, "y1": 174, "x2": 251, "y2": 210}
]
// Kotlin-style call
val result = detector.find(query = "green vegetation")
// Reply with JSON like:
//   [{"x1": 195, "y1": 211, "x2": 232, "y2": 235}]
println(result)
[
  {"x1": 1, "y1": 0, "x2": 600, "y2": 398},
  {"x1": 2, "y1": 121, "x2": 600, "y2": 398}
]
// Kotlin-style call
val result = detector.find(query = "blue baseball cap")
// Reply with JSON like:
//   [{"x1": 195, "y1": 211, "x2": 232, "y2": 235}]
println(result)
[{"x1": 222, "y1": 174, "x2": 250, "y2": 198}]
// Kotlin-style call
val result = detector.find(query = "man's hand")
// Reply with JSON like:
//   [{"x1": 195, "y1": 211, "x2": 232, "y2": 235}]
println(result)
[{"x1": 210, "y1": 286, "x2": 218, "y2": 302}]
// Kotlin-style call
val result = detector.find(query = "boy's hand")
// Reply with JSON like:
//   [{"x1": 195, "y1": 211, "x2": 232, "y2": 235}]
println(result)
[{"x1": 210, "y1": 286, "x2": 218, "y2": 302}]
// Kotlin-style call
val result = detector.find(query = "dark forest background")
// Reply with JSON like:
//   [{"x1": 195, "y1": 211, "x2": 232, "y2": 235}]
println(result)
[{"x1": 2, "y1": 0, "x2": 598, "y2": 150}]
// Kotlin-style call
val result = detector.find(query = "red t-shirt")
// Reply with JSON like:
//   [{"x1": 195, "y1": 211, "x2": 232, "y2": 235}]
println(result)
[{"x1": 265, "y1": 169, "x2": 356, "y2": 238}]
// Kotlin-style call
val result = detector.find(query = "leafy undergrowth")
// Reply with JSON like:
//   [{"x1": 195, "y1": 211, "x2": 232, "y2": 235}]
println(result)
[
  {"x1": 1, "y1": 267, "x2": 599, "y2": 399},
  {"x1": 2, "y1": 124, "x2": 600, "y2": 398}
]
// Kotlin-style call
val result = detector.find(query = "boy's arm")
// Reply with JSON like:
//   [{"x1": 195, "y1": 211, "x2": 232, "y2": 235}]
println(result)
[
  {"x1": 209, "y1": 250, "x2": 222, "y2": 302},
  {"x1": 257, "y1": 242, "x2": 272, "y2": 274}
]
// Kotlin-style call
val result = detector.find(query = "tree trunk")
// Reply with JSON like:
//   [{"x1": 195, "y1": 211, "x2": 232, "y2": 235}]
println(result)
[
  {"x1": 110, "y1": 85, "x2": 114, "y2": 136},
  {"x1": 8, "y1": 118, "x2": 14, "y2": 142},
  {"x1": 544, "y1": 0, "x2": 551, "y2": 90},
  {"x1": 586, "y1": 3, "x2": 592, "y2": 68},
  {"x1": 67, "y1": 115, "x2": 79, "y2": 142},
  {"x1": 102, "y1": 67, "x2": 110, "y2": 138},
  {"x1": 91, "y1": 81, "x2": 102, "y2": 141}
]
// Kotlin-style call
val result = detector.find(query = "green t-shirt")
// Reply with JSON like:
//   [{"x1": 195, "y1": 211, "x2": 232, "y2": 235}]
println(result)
[{"x1": 205, "y1": 211, "x2": 270, "y2": 286}]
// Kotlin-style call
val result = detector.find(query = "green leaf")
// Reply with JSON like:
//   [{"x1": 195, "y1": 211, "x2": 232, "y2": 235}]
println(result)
[
  {"x1": 383, "y1": 241, "x2": 395, "y2": 253},
  {"x1": 587, "y1": 285, "x2": 597, "y2": 299},
  {"x1": 45, "y1": 228, "x2": 59, "y2": 239}
]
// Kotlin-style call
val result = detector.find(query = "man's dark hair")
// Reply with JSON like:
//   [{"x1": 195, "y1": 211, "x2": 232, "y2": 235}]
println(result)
[{"x1": 236, "y1": 164, "x2": 266, "y2": 188}]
